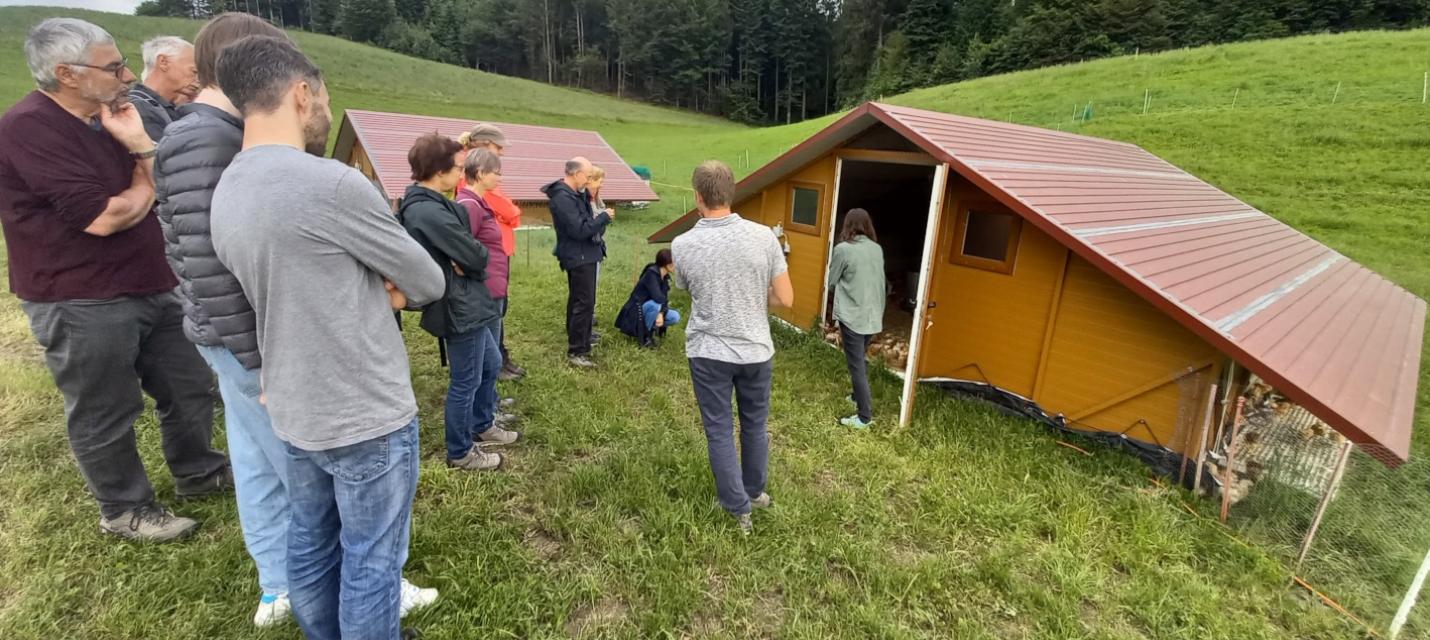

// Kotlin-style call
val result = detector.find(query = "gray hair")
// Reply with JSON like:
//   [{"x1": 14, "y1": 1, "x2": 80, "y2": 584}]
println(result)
[
  {"x1": 564, "y1": 157, "x2": 589, "y2": 176},
  {"x1": 464, "y1": 148, "x2": 502, "y2": 180},
  {"x1": 141, "y1": 35, "x2": 191, "y2": 78},
  {"x1": 25, "y1": 18, "x2": 115, "y2": 91}
]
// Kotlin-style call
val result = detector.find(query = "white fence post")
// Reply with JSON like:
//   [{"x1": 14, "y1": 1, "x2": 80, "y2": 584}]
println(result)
[{"x1": 1390, "y1": 545, "x2": 1430, "y2": 639}]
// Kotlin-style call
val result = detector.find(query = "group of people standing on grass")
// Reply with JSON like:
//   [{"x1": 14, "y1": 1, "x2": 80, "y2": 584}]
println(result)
[{"x1": 0, "y1": 12, "x2": 884, "y2": 640}]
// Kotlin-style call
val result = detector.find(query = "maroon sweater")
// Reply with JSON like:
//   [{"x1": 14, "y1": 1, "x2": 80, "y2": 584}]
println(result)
[
  {"x1": 455, "y1": 187, "x2": 510, "y2": 299},
  {"x1": 0, "y1": 91, "x2": 175, "y2": 302}
]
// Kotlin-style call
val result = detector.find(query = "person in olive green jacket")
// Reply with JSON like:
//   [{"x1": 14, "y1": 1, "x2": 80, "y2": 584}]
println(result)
[{"x1": 827, "y1": 209, "x2": 886, "y2": 429}]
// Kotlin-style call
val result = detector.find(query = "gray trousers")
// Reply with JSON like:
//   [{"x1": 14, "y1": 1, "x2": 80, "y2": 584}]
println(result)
[
  {"x1": 22, "y1": 293, "x2": 227, "y2": 519},
  {"x1": 688, "y1": 357, "x2": 772, "y2": 515},
  {"x1": 839, "y1": 323, "x2": 874, "y2": 422}
]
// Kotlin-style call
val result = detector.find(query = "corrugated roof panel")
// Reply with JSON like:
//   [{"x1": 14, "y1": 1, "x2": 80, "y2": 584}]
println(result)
[
  {"x1": 649, "y1": 101, "x2": 1424, "y2": 465},
  {"x1": 338, "y1": 109, "x2": 659, "y2": 204}
]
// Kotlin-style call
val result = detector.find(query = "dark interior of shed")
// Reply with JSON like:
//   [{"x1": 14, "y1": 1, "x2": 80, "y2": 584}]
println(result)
[{"x1": 826, "y1": 159, "x2": 937, "y2": 367}]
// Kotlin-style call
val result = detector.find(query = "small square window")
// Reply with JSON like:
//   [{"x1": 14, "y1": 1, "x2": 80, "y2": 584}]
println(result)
[
  {"x1": 789, "y1": 185, "x2": 823, "y2": 230},
  {"x1": 952, "y1": 207, "x2": 1020, "y2": 274},
  {"x1": 963, "y1": 210, "x2": 1014, "y2": 261}
]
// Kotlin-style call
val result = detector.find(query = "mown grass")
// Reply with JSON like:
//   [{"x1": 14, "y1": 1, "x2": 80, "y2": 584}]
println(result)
[{"x1": 1, "y1": 7, "x2": 1429, "y2": 638}]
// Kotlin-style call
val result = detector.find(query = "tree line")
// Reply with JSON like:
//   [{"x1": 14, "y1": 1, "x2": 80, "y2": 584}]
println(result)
[{"x1": 137, "y1": 0, "x2": 1430, "y2": 124}]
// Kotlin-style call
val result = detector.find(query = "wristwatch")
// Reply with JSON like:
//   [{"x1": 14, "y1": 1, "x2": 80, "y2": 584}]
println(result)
[{"x1": 131, "y1": 148, "x2": 157, "y2": 159}]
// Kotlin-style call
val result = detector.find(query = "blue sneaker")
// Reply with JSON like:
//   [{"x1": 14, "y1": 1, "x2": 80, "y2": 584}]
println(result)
[{"x1": 840, "y1": 415, "x2": 872, "y2": 430}]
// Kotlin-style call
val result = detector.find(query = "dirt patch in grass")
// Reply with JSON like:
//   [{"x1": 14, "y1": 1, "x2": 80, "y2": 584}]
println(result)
[
  {"x1": 524, "y1": 528, "x2": 562, "y2": 560},
  {"x1": 564, "y1": 597, "x2": 630, "y2": 638}
]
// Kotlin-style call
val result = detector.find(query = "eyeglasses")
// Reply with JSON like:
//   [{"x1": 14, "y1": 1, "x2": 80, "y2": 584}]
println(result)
[{"x1": 66, "y1": 58, "x2": 129, "y2": 79}]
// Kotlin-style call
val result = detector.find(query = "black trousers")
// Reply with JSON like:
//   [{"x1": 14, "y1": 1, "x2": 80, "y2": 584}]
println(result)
[
  {"x1": 565, "y1": 263, "x2": 598, "y2": 356},
  {"x1": 840, "y1": 323, "x2": 874, "y2": 422},
  {"x1": 497, "y1": 295, "x2": 511, "y2": 365},
  {"x1": 21, "y1": 293, "x2": 228, "y2": 518}
]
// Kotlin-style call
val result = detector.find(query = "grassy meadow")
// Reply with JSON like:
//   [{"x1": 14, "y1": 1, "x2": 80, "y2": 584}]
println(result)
[{"x1": 2, "y1": 7, "x2": 1430, "y2": 639}]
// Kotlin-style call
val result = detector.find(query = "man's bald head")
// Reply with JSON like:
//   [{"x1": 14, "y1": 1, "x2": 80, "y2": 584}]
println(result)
[{"x1": 564, "y1": 156, "x2": 592, "y2": 190}]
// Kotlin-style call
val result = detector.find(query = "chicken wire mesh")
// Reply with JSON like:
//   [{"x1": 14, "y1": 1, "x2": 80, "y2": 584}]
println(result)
[{"x1": 1209, "y1": 379, "x2": 1430, "y2": 637}]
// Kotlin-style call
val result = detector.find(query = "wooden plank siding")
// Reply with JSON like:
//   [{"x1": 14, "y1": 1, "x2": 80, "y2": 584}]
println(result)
[
  {"x1": 1034, "y1": 257, "x2": 1222, "y2": 452},
  {"x1": 917, "y1": 178, "x2": 1065, "y2": 396},
  {"x1": 917, "y1": 176, "x2": 1220, "y2": 452},
  {"x1": 754, "y1": 156, "x2": 837, "y2": 328}
]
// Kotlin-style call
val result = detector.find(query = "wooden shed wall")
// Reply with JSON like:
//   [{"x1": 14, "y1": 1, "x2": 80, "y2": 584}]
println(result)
[
  {"x1": 1033, "y1": 257, "x2": 1222, "y2": 451},
  {"x1": 917, "y1": 175, "x2": 1222, "y2": 453},
  {"x1": 918, "y1": 178, "x2": 1065, "y2": 397},
  {"x1": 742, "y1": 155, "x2": 837, "y2": 328}
]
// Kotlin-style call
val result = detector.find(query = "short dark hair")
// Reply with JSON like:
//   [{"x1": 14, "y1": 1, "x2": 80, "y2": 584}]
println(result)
[
  {"x1": 195, "y1": 13, "x2": 285, "y2": 89},
  {"x1": 692, "y1": 160, "x2": 734, "y2": 209},
  {"x1": 216, "y1": 34, "x2": 322, "y2": 116},
  {"x1": 408, "y1": 133, "x2": 463, "y2": 182},
  {"x1": 656, "y1": 248, "x2": 673, "y2": 268},
  {"x1": 840, "y1": 208, "x2": 878, "y2": 244}
]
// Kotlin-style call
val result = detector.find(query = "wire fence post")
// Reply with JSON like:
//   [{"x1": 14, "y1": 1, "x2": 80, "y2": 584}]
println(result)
[
  {"x1": 1231, "y1": 88, "x2": 1240, "y2": 109},
  {"x1": 1390, "y1": 545, "x2": 1430, "y2": 639},
  {"x1": 1331, "y1": 81, "x2": 1342, "y2": 105},
  {"x1": 1142, "y1": 89, "x2": 1151, "y2": 116},
  {"x1": 1423, "y1": 72, "x2": 1427, "y2": 104},
  {"x1": 1294, "y1": 440, "x2": 1353, "y2": 572}
]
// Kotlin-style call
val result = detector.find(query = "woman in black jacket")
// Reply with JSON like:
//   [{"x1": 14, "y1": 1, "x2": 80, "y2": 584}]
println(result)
[
  {"x1": 615, "y1": 249, "x2": 681, "y2": 347},
  {"x1": 397, "y1": 134, "x2": 519, "y2": 472}
]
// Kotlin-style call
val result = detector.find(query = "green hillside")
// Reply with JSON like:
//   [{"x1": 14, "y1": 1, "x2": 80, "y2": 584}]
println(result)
[{"x1": 2, "y1": 7, "x2": 1429, "y2": 639}]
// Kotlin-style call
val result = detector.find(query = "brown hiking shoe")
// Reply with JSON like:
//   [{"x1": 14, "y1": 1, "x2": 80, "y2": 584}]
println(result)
[
  {"x1": 447, "y1": 447, "x2": 503, "y2": 471},
  {"x1": 99, "y1": 503, "x2": 199, "y2": 542}
]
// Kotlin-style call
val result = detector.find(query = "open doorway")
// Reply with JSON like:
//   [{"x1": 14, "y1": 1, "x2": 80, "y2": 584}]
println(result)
[{"x1": 823, "y1": 158, "x2": 938, "y2": 370}]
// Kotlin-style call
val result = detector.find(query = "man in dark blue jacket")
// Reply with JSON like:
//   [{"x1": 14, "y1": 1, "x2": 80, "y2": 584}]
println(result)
[{"x1": 543, "y1": 156, "x2": 612, "y2": 368}]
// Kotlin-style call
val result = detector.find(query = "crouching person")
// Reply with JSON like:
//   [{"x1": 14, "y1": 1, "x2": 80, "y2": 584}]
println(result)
[{"x1": 615, "y1": 248, "x2": 680, "y2": 348}]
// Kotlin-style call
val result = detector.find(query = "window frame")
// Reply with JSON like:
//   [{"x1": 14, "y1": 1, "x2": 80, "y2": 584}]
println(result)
[
  {"x1": 950, "y1": 203, "x2": 1022, "y2": 274},
  {"x1": 785, "y1": 181, "x2": 825, "y2": 235}
]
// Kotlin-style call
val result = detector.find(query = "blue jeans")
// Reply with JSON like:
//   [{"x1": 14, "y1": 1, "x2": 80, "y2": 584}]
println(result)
[
  {"x1": 285, "y1": 418, "x2": 419, "y2": 640},
  {"x1": 444, "y1": 325, "x2": 501, "y2": 460},
  {"x1": 195, "y1": 344, "x2": 289, "y2": 597},
  {"x1": 642, "y1": 300, "x2": 681, "y2": 330}
]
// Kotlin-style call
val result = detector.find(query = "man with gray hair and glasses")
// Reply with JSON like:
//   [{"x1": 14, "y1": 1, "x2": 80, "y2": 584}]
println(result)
[
  {"x1": 0, "y1": 18, "x2": 230, "y2": 542},
  {"x1": 130, "y1": 35, "x2": 197, "y2": 142}
]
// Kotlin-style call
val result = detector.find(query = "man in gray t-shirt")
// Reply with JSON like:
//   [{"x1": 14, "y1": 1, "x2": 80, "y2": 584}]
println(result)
[
  {"x1": 209, "y1": 36, "x2": 444, "y2": 639},
  {"x1": 672, "y1": 160, "x2": 794, "y2": 534}
]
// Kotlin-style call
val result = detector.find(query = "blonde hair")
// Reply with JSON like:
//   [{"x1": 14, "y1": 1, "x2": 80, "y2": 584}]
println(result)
[
  {"x1": 456, "y1": 131, "x2": 474, "y2": 146},
  {"x1": 588, "y1": 165, "x2": 606, "y2": 181}
]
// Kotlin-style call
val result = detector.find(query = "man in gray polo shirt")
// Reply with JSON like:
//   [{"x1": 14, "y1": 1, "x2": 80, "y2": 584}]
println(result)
[{"x1": 672, "y1": 160, "x2": 794, "y2": 534}]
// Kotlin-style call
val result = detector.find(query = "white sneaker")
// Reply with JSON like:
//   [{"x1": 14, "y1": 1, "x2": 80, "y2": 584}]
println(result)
[
  {"x1": 253, "y1": 592, "x2": 291, "y2": 627},
  {"x1": 400, "y1": 578, "x2": 438, "y2": 618}
]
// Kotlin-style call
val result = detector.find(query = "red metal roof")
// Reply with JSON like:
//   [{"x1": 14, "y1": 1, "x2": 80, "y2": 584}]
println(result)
[
  {"x1": 332, "y1": 109, "x2": 659, "y2": 204},
  {"x1": 650, "y1": 102, "x2": 1424, "y2": 466}
]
